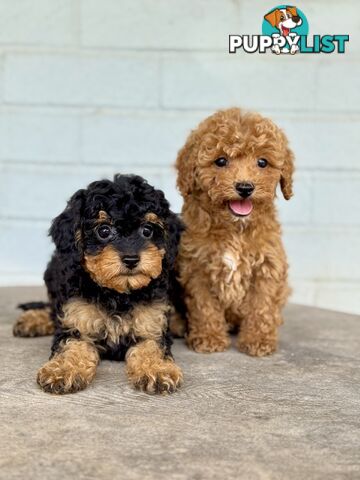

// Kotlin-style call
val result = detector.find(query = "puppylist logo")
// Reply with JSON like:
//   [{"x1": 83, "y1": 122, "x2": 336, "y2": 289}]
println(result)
[{"x1": 229, "y1": 5, "x2": 349, "y2": 55}]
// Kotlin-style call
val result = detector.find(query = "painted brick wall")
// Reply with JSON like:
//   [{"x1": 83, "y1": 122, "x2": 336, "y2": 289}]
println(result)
[{"x1": 0, "y1": 0, "x2": 359, "y2": 314}]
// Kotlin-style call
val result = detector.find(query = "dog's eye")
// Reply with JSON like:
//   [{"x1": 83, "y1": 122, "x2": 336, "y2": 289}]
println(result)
[
  {"x1": 280, "y1": 15, "x2": 285, "y2": 20},
  {"x1": 140, "y1": 224, "x2": 153, "y2": 239},
  {"x1": 96, "y1": 224, "x2": 113, "y2": 240},
  {"x1": 257, "y1": 158, "x2": 268, "y2": 168},
  {"x1": 214, "y1": 157, "x2": 228, "y2": 167}
]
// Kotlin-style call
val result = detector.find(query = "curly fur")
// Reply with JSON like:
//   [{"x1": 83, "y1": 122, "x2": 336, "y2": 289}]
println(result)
[
  {"x1": 13, "y1": 307, "x2": 54, "y2": 337},
  {"x1": 14, "y1": 174, "x2": 184, "y2": 394},
  {"x1": 175, "y1": 108, "x2": 294, "y2": 356}
]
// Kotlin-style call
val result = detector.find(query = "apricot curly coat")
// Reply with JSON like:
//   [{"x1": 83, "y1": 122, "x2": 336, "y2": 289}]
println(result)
[{"x1": 175, "y1": 108, "x2": 294, "y2": 356}]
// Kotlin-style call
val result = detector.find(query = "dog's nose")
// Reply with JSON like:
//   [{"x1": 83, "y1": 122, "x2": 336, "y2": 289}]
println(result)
[
  {"x1": 235, "y1": 182, "x2": 255, "y2": 198},
  {"x1": 122, "y1": 255, "x2": 139, "y2": 270},
  {"x1": 292, "y1": 15, "x2": 300, "y2": 23}
]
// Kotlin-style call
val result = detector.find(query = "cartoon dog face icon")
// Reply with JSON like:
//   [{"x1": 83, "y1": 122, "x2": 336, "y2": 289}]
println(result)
[
  {"x1": 264, "y1": 6, "x2": 302, "y2": 36},
  {"x1": 264, "y1": 6, "x2": 302, "y2": 54}
]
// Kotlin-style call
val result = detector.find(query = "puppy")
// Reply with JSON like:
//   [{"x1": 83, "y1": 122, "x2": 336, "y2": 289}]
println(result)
[
  {"x1": 264, "y1": 6, "x2": 302, "y2": 36},
  {"x1": 175, "y1": 108, "x2": 294, "y2": 356},
  {"x1": 264, "y1": 6, "x2": 302, "y2": 54},
  {"x1": 13, "y1": 174, "x2": 184, "y2": 394}
]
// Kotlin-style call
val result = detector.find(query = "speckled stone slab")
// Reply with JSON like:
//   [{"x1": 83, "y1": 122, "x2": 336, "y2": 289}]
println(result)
[{"x1": 0, "y1": 287, "x2": 359, "y2": 480}]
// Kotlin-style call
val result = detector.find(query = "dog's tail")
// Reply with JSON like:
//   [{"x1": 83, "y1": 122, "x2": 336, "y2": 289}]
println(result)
[{"x1": 18, "y1": 301, "x2": 50, "y2": 311}]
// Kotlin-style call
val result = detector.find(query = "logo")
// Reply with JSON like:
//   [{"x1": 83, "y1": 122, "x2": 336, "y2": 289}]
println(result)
[
  {"x1": 262, "y1": 5, "x2": 308, "y2": 54},
  {"x1": 229, "y1": 5, "x2": 349, "y2": 55}
]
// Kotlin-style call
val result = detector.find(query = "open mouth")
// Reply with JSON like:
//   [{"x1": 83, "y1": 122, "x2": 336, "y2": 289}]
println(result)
[
  {"x1": 228, "y1": 199, "x2": 253, "y2": 217},
  {"x1": 281, "y1": 26, "x2": 290, "y2": 36}
]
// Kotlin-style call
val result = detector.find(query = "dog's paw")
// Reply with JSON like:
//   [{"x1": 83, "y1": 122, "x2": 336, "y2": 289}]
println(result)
[
  {"x1": 129, "y1": 361, "x2": 183, "y2": 395},
  {"x1": 37, "y1": 360, "x2": 91, "y2": 394},
  {"x1": 237, "y1": 334, "x2": 277, "y2": 357},
  {"x1": 169, "y1": 311, "x2": 186, "y2": 338},
  {"x1": 271, "y1": 44, "x2": 281, "y2": 55},
  {"x1": 13, "y1": 309, "x2": 54, "y2": 337},
  {"x1": 187, "y1": 333, "x2": 230, "y2": 353}
]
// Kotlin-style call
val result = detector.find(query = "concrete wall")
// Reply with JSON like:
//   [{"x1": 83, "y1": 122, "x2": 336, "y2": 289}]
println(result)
[{"x1": 0, "y1": 0, "x2": 359, "y2": 314}]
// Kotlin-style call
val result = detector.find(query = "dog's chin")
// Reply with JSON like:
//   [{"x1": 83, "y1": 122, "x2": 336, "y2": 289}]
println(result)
[
  {"x1": 228, "y1": 199, "x2": 253, "y2": 218},
  {"x1": 91, "y1": 270, "x2": 162, "y2": 294},
  {"x1": 111, "y1": 271, "x2": 157, "y2": 293}
]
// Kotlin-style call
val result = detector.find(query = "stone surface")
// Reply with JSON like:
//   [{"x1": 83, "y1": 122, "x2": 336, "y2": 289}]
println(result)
[{"x1": 0, "y1": 286, "x2": 359, "y2": 480}]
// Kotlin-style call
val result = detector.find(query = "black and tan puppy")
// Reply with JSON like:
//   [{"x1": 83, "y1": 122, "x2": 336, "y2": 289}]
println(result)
[{"x1": 13, "y1": 174, "x2": 184, "y2": 395}]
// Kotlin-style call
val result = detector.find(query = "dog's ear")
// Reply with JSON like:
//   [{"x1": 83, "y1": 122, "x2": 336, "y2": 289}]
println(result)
[
  {"x1": 287, "y1": 6, "x2": 297, "y2": 16},
  {"x1": 49, "y1": 189, "x2": 86, "y2": 254},
  {"x1": 264, "y1": 9, "x2": 280, "y2": 27},
  {"x1": 280, "y1": 146, "x2": 295, "y2": 200},
  {"x1": 176, "y1": 133, "x2": 197, "y2": 197},
  {"x1": 165, "y1": 212, "x2": 184, "y2": 267}
]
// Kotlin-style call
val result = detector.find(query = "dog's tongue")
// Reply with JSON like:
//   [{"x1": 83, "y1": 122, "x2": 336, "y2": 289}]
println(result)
[
  {"x1": 282, "y1": 26, "x2": 290, "y2": 36},
  {"x1": 229, "y1": 199, "x2": 253, "y2": 216}
]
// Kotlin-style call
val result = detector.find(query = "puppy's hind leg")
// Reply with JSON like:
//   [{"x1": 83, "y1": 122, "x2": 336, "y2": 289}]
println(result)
[
  {"x1": 13, "y1": 303, "x2": 55, "y2": 337},
  {"x1": 169, "y1": 310, "x2": 187, "y2": 338},
  {"x1": 37, "y1": 339, "x2": 99, "y2": 394}
]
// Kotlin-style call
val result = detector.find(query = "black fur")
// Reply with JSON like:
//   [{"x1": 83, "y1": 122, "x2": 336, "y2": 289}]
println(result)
[
  {"x1": 43, "y1": 174, "x2": 183, "y2": 359},
  {"x1": 18, "y1": 301, "x2": 50, "y2": 311}
]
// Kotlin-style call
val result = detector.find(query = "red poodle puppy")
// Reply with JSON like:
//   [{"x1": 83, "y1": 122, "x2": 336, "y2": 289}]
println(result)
[{"x1": 175, "y1": 108, "x2": 294, "y2": 356}]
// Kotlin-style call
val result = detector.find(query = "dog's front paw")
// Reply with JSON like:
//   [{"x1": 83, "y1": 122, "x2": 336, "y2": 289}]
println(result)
[
  {"x1": 37, "y1": 360, "x2": 92, "y2": 394},
  {"x1": 271, "y1": 44, "x2": 281, "y2": 55},
  {"x1": 129, "y1": 361, "x2": 183, "y2": 395},
  {"x1": 187, "y1": 333, "x2": 230, "y2": 353},
  {"x1": 237, "y1": 333, "x2": 277, "y2": 357}
]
